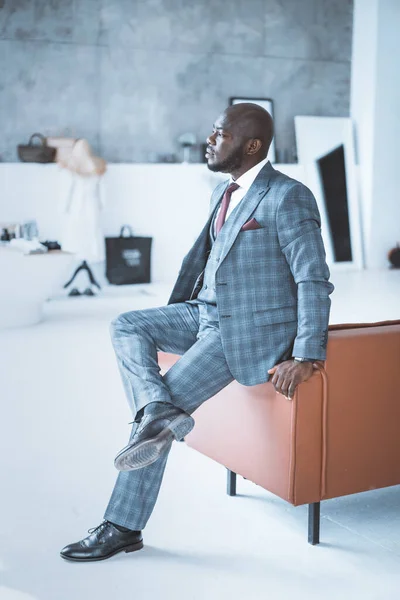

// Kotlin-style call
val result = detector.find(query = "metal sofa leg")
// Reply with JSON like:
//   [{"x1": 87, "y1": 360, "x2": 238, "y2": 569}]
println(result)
[
  {"x1": 308, "y1": 502, "x2": 321, "y2": 545},
  {"x1": 227, "y1": 469, "x2": 237, "y2": 496}
]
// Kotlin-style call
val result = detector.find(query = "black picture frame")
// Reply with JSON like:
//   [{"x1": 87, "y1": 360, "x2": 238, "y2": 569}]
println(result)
[{"x1": 229, "y1": 97, "x2": 276, "y2": 163}]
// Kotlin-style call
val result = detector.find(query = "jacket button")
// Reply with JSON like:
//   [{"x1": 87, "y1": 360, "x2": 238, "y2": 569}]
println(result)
[{"x1": 204, "y1": 285, "x2": 208, "y2": 289}]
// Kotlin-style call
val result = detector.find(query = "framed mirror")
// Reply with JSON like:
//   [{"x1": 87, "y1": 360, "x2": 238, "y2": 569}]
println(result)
[{"x1": 294, "y1": 116, "x2": 363, "y2": 270}]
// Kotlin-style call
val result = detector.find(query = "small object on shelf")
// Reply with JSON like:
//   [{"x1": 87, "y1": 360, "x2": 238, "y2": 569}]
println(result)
[
  {"x1": 388, "y1": 243, "x2": 400, "y2": 268},
  {"x1": 9, "y1": 238, "x2": 48, "y2": 254},
  {"x1": 17, "y1": 133, "x2": 56, "y2": 163},
  {"x1": 158, "y1": 153, "x2": 177, "y2": 163},
  {"x1": 177, "y1": 133, "x2": 197, "y2": 163},
  {"x1": 0, "y1": 223, "x2": 21, "y2": 239},
  {"x1": 41, "y1": 240, "x2": 62, "y2": 251},
  {"x1": 58, "y1": 138, "x2": 106, "y2": 176},
  {"x1": 1, "y1": 228, "x2": 10, "y2": 241},
  {"x1": 21, "y1": 220, "x2": 39, "y2": 241},
  {"x1": 46, "y1": 136, "x2": 77, "y2": 163}
]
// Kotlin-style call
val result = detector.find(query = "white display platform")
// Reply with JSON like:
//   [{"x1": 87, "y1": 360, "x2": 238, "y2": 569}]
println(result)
[{"x1": 0, "y1": 248, "x2": 75, "y2": 329}]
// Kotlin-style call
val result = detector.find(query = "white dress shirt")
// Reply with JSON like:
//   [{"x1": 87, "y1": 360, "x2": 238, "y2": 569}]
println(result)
[{"x1": 213, "y1": 157, "x2": 269, "y2": 236}]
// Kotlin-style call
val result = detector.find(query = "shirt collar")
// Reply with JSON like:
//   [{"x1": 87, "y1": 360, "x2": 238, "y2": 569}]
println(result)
[{"x1": 230, "y1": 157, "x2": 269, "y2": 192}]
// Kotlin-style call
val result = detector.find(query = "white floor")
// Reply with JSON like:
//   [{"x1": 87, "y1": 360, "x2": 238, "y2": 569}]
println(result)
[{"x1": 0, "y1": 269, "x2": 399, "y2": 600}]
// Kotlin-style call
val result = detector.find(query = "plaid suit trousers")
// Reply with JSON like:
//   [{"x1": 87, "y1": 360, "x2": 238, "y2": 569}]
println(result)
[{"x1": 104, "y1": 301, "x2": 234, "y2": 530}]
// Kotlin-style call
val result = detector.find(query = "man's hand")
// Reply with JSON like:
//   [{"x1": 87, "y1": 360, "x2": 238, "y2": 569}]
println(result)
[{"x1": 268, "y1": 360, "x2": 314, "y2": 400}]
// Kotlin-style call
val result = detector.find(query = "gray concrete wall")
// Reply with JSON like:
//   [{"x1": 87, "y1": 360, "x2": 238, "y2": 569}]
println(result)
[{"x1": 0, "y1": 0, "x2": 353, "y2": 163}]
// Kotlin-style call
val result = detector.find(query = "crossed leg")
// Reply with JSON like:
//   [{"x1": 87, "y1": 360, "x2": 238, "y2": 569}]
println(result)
[{"x1": 104, "y1": 302, "x2": 234, "y2": 530}]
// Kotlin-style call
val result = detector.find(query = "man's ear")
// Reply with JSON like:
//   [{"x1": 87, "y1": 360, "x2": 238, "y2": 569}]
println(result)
[{"x1": 246, "y1": 138, "x2": 262, "y2": 156}]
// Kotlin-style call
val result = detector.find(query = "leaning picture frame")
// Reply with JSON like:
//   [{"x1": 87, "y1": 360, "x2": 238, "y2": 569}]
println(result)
[
  {"x1": 294, "y1": 116, "x2": 363, "y2": 270},
  {"x1": 229, "y1": 97, "x2": 276, "y2": 163}
]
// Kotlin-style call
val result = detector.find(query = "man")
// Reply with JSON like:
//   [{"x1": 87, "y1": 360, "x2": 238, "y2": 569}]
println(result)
[{"x1": 60, "y1": 103, "x2": 334, "y2": 561}]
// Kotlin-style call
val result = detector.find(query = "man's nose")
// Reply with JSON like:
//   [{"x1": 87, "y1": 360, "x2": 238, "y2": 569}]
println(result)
[{"x1": 206, "y1": 132, "x2": 216, "y2": 146}]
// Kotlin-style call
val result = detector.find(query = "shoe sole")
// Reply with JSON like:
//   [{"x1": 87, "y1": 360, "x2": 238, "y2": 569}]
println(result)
[
  {"x1": 60, "y1": 540, "x2": 144, "y2": 562},
  {"x1": 114, "y1": 413, "x2": 194, "y2": 472}
]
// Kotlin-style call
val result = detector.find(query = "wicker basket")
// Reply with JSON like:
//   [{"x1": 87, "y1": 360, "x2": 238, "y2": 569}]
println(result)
[{"x1": 17, "y1": 133, "x2": 56, "y2": 163}]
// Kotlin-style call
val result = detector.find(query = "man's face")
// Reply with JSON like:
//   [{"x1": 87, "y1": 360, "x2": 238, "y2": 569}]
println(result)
[{"x1": 205, "y1": 113, "x2": 245, "y2": 174}]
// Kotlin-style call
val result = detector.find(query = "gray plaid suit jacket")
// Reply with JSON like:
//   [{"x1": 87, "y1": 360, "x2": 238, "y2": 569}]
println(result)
[{"x1": 168, "y1": 161, "x2": 334, "y2": 386}]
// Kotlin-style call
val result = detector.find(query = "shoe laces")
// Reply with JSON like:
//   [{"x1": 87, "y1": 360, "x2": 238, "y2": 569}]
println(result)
[{"x1": 87, "y1": 520, "x2": 110, "y2": 539}]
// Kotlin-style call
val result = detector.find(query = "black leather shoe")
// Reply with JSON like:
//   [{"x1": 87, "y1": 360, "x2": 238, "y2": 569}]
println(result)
[
  {"x1": 60, "y1": 521, "x2": 143, "y2": 562},
  {"x1": 68, "y1": 287, "x2": 81, "y2": 297},
  {"x1": 83, "y1": 287, "x2": 95, "y2": 296},
  {"x1": 114, "y1": 407, "x2": 195, "y2": 471}
]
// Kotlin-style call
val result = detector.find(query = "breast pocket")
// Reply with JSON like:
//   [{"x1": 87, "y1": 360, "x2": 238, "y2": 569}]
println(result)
[{"x1": 238, "y1": 226, "x2": 266, "y2": 235}]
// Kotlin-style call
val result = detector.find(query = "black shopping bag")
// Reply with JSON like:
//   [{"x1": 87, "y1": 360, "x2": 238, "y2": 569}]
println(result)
[{"x1": 106, "y1": 226, "x2": 152, "y2": 285}]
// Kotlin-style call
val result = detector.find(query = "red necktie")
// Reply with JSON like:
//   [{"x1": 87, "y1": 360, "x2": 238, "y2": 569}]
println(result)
[{"x1": 215, "y1": 183, "x2": 240, "y2": 235}]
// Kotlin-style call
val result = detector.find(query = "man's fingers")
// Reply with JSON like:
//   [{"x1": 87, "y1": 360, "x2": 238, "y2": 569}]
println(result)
[
  {"x1": 282, "y1": 377, "x2": 292, "y2": 399},
  {"x1": 274, "y1": 371, "x2": 285, "y2": 395},
  {"x1": 274, "y1": 363, "x2": 313, "y2": 400},
  {"x1": 269, "y1": 362, "x2": 304, "y2": 398},
  {"x1": 271, "y1": 369, "x2": 280, "y2": 387}
]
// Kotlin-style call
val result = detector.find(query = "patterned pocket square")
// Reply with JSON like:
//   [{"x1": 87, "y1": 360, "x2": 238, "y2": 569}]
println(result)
[{"x1": 240, "y1": 218, "x2": 262, "y2": 231}]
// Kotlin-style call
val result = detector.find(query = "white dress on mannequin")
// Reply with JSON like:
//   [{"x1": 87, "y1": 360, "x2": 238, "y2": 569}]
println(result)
[{"x1": 60, "y1": 171, "x2": 105, "y2": 263}]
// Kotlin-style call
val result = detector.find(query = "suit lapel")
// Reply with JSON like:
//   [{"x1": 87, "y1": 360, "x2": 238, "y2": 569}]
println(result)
[
  {"x1": 210, "y1": 180, "x2": 229, "y2": 214},
  {"x1": 216, "y1": 162, "x2": 274, "y2": 267},
  {"x1": 186, "y1": 180, "x2": 228, "y2": 255},
  {"x1": 180, "y1": 195, "x2": 221, "y2": 271}
]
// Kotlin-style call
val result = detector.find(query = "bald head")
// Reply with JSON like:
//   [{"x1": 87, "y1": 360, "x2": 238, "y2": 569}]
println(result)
[
  {"x1": 205, "y1": 102, "x2": 274, "y2": 178},
  {"x1": 223, "y1": 103, "x2": 274, "y2": 159}
]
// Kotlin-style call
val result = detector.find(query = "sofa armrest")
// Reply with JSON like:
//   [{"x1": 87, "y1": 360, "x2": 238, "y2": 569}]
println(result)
[{"x1": 320, "y1": 323, "x2": 400, "y2": 500}]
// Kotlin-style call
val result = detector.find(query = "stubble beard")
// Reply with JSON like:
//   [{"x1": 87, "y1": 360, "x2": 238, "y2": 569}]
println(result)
[{"x1": 207, "y1": 145, "x2": 244, "y2": 174}]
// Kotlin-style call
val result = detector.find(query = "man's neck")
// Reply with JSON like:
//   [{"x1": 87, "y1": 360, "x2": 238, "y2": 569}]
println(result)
[{"x1": 229, "y1": 156, "x2": 267, "y2": 181}]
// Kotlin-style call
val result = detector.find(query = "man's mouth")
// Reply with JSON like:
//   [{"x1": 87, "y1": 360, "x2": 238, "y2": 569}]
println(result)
[{"x1": 205, "y1": 148, "x2": 215, "y2": 158}]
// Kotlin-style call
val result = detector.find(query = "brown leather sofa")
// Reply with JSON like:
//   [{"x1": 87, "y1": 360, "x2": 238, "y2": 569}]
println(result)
[{"x1": 159, "y1": 320, "x2": 400, "y2": 544}]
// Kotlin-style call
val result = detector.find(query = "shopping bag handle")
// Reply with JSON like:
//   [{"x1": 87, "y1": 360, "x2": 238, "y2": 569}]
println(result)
[{"x1": 120, "y1": 225, "x2": 134, "y2": 238}]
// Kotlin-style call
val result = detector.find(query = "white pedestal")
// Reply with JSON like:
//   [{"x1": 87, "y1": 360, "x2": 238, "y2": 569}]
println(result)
[{"x1": 0, "y1": 249, "x2": 75, "y2": 329}]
